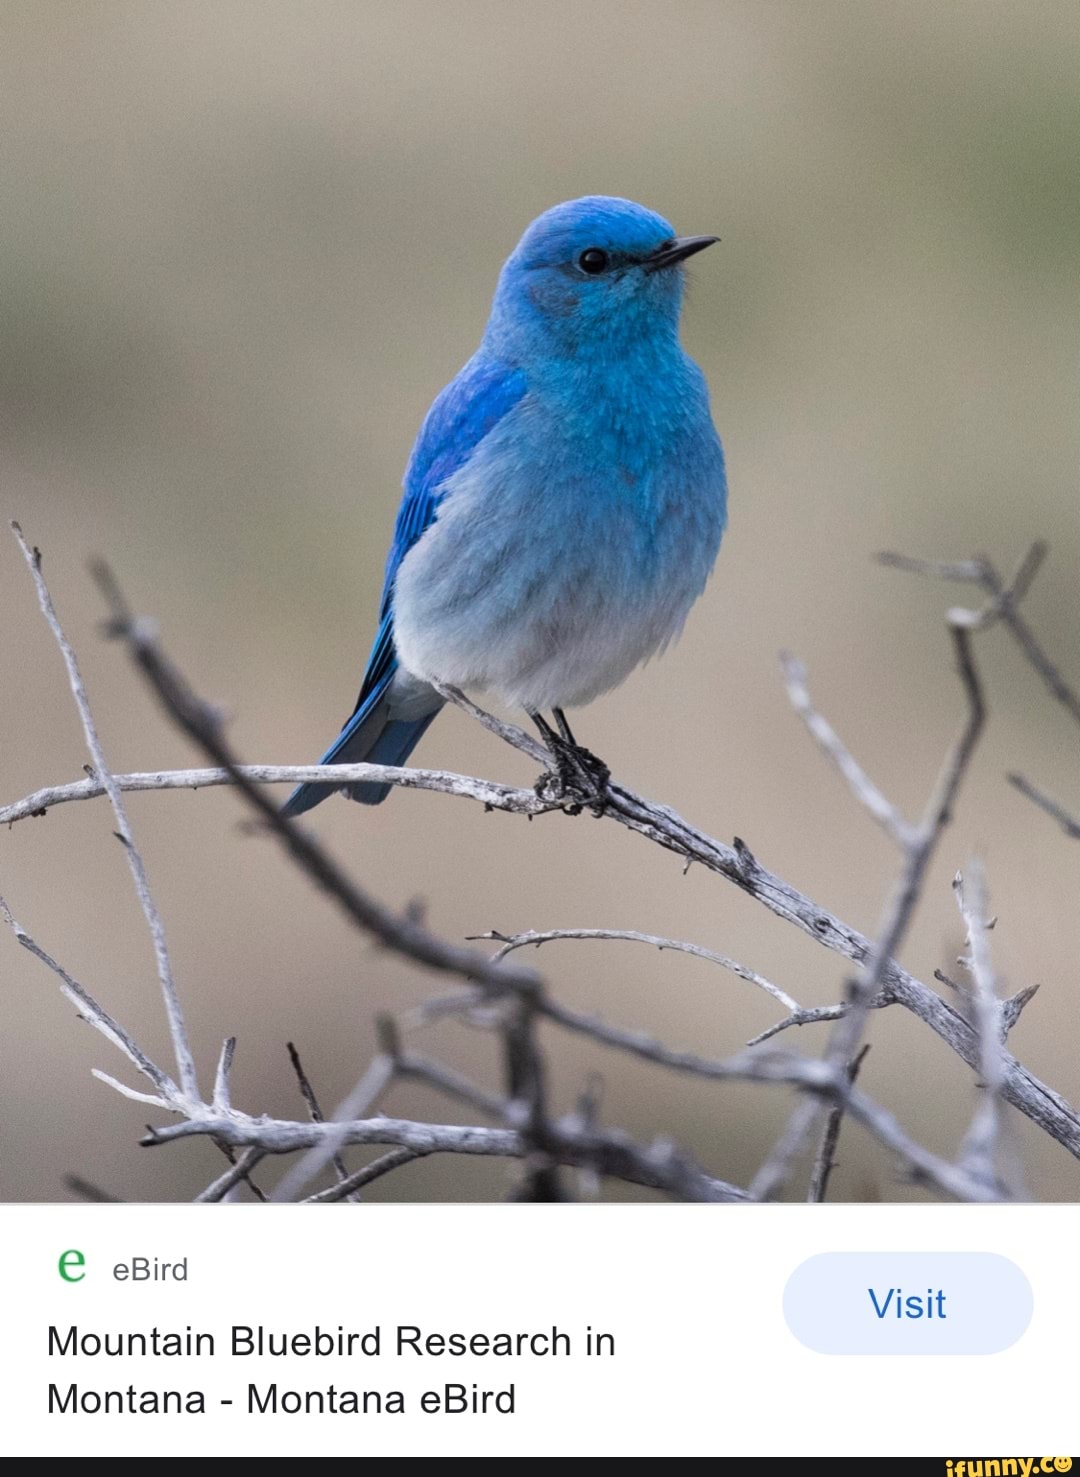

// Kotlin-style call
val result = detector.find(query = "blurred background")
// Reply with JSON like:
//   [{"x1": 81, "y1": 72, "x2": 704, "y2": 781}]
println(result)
[{"x1": 1, "y1": 1, "x2": 1077, "y2": 1202}]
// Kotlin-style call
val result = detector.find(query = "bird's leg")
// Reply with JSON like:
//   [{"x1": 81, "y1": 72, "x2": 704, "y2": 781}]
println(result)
[
  {"x1": 552, "y1": 708, "x2": 577, "y2": 745},
  {"x1": 531, "y1": 710, "x2": 562, "y2": 750},
  {"x1": 552, "y1": 708, "x2": 610, "y2": 795},
  {"x1": 530, "y1": 709, "x2": 610, "y2": 815},
  {"x1": 530, "y1": 712, "x2": 574, "y2": 801}
]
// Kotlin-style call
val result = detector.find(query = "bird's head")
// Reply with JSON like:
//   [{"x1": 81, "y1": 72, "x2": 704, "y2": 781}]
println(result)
[{"x1": 485, "y1": 196, "x2": 717, "y2": 360}]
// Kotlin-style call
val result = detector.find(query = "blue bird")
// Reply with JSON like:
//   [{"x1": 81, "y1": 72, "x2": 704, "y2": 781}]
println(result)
[{"x1": 284, "y1": 196, "x2": 726, "y2": 816}]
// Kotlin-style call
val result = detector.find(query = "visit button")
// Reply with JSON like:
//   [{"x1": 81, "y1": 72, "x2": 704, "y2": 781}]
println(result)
[{"x1": 783, "y1": 1252, "x2": 1032, "y2": 1354}]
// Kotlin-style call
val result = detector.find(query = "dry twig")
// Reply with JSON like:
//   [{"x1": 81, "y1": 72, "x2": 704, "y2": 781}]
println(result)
[{"x1": 4, "y1": 528, "x2": 1079, "y2": 1204}]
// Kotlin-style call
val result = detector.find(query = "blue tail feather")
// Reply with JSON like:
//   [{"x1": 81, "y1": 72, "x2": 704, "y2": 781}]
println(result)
[
  {"x1": 283, "y1": 688, "x2": 439, "y2": 817},
  {"x1": 344, "y1": 711, "x2": 440, "y2": 806}
]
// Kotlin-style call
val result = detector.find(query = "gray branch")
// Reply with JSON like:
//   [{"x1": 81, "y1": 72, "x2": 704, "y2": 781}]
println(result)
[
  {"x1": 953, "y1": 864, "x2": 1008, "y2": 1194},
  {"x1": 780, "y1": 653, "x2": 915, "y2": 847},
  {"x1": 135, "y1": 1062, "x2": 994, "y2": 1202},
  {"x1": 1007, "y1": 773, "x2": 1080, "y2": 842},
  {"x1": 0, "y1": 764, "x2": 550, "y2": 828},
  {"x1": 807, "y1": 1045, "x2": 871, "y2": 1203},
  {"x1": 287, "y1": 1041, "x2": 354, "y2": 1197},
  {"x1": 480, "y1": 927, "x2": 804, "y2": 1032},
  {"x1": 212, "y1": 1037, "x2": 236, "y2": 1112},
  {"x1": 303, "y1": 1148, "x2": 429, "y2": 1203},
  {"x1": 11, "y1": 523, "x2": 198, "y2": 1099},
  {"x1": 880, "y1": 541, "x2": 1080, "y2": 729},
  {"x1": 751, "y1": 620, "x2": 988, "y2": 1200},
  {"x1": 6, "y1": 529, "x2": 1080, "y2": 1205},
  {"x1": 195, "y1": 1147, "x2": 265, "y2": 1203},
  {"x1": 0, "y1": 896, "x2": 178, "y2": 1103},
  {"x1": 5, "y1": 570, "x2": 1078, "y2": 1165},
  {"x1": 144, "y1": 1110, "x2": 750, "y2": 1203},
  {"x1": 270, "y1": 1056, "x2": 396, "y2": 1202}
]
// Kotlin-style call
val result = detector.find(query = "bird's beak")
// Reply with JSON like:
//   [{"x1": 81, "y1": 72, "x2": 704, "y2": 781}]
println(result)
[{"x1": 643, "y1": 235, "x2": 720, "y2": 272}]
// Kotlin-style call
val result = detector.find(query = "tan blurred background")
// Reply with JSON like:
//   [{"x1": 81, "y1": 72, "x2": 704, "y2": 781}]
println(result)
[{"x1": 1, "y1": 1, "x2": 1077, "y2": 1202}]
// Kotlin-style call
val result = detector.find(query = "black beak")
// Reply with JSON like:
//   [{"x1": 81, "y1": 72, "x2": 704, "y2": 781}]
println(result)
[{"x1": 643, "y1": 234, "x2": 719, "y2": 272}]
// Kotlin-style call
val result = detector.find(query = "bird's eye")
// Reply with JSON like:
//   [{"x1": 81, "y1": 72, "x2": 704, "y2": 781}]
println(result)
[{"x1": 577, "y1": 248, "x2": 609, "y2": 275}]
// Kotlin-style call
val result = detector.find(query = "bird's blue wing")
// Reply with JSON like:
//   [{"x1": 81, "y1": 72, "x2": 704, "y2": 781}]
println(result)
[
  {"x1": 350, "y1": 354, "x2": 527, "y2": 715},
  {"x1": 283, "y1": 355, "x2": 527, "y2": 814}
]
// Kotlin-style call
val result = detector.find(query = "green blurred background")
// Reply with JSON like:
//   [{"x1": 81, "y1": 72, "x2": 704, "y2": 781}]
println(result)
[{"x1": 1, "y1": 1, "x2": 1077, "y2": 1202}]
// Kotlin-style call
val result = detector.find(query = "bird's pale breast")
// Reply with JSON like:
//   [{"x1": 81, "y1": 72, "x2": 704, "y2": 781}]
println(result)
[{"x1": 392, "y1": 385, "x2": 726, "y2": 712}]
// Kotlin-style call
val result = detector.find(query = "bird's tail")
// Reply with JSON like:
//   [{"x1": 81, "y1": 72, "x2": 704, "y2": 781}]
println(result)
[{"x1": 282, "y1": 695, "x2": 441, "y2": 816}]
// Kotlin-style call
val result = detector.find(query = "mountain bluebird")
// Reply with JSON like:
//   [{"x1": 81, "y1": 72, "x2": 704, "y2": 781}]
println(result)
[{"x1": 284, "y1": 195, "x2": 726, "y2": 816}]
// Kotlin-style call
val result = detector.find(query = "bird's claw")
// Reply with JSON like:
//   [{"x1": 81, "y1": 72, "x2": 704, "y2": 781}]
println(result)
[{"x1": 534, "y1": 740, "x2": 610, "y2": 816}]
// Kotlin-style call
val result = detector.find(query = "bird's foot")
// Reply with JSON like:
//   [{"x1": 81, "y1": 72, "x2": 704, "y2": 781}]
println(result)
[{"x1": 534, "y1": 739, "x2": 610, "y2": 816}]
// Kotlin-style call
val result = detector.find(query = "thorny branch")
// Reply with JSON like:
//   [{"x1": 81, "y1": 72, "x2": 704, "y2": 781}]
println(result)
[
  {"x1": 952, "y1": 864, "x2": 1013, "y2": 1196},
  {"x1": 749, "y1": 621, "x2": 988, "y2": 1201},
  {"x1": 10, "y1": 523, "x2": 198, "y2": 1100},
  {"x1": 476, "y1": 927, "x2": 844, "y2": 1046},
  {"x1": 287, "y1": 1042, "x2": 354, "y2": 1198},
  {"x1": 1006, "y1": 773, "x2": 1080, "y2": 843},
  {"x1": 878, "y1": 540, "x2": 1080, "y2": 729},
  {"x1": 0, "y1": 764, "x2": 551, "y2": 828},
  {"x1": 880, "y1": 541, "x2": 1080, "y2": 847},
  {"x1": 807, "y1": 1045, "x2": 871, "y2": 1204},
  {"x1": 4, "y1": 525, "x2": 1079, "y2": 1202}
]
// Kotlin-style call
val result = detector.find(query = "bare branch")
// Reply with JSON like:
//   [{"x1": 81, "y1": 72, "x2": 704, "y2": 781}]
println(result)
[
  {"x1": 807, "y1": 1045, "x2": 871, "y2": 1203},
  {"x1": 1001, "y1": 984, "x2": 1040, "y2": 1037},
  {"x1": 287, "y1": 1041, "x2": 352, "y2": 1193},
  {"x1": 448, "y1": 980, "x2": 1012, "y2": 1202},
  {"x1": 743, "y1": 1054, "x2": 999, "y2": 1203},
  {"x1": 7, "y1": 542, "x2": 1079, "y2": 1208},
  {"x1": 748, "y1": 1097, "x2": 819, "y2": 1202},
  {"x1": 780, "y1": 654, "x2": 915, "y2": 846},
  {"x1": 981, "y1": 540, "x2": 1048, "y2": 617},
  {"x1": 195, "y1": 1147, "x2": 265, "y2": 1203},
  {"x1": 744, "y1": 1004, "x2": 848, "y2": 1047},
  {"x1": 876, "y1": 552, "x2": 986, "y2": 583},
  {"x1": 751, "y1": 621, "x2": 989, "y2": 1199},
  {"x1": 435, "y1": 684, "x2": 549, "y2": 765},
  {"x1": 303, "y1": 1148, "x2": 429, "y2": 1203},
  {"x1": 91, "y1": 561, "x2": 544, "y2": 1001},
  {"x1": 26, "y1": 564, "x2": 1076, "y2": 1166},
  {"x1": 10, "y1": 523, "x2": 198, "y2": 1099},
  {"x1": 570, "y1": 1073, "x2": 604, "y2": 1200},
  {"x1": 880, "y1": 541, "x2": 1080, "y2": 728},
  {"x1": 394, "y1": 1051, "x2": 507, "y2": 1120},
  {"x1": 394, "y1": 980, "x2": 986, "y2": 1199},
  {"x1": 270, "y1": 1056, "x2": 395, "y2": 1202},
  {"x1": 88, "y1": 1070, "x2": 169, "y2": 1107},
  {"x1": 595, "y1": 787, "x2": 1078, "y2": 1156},
  {"x1": 502, "y1": 995, "x2": 564, "y2": 1202},
  {"x1": 3, "y1": 891, "x2": 268, "y2": 1202},
  {"x1": 64, "y1": 1174, "x2": 121, "y2": 1203},
  {"x1": 1, "y1": 896, "x2": 178, "y2": 1101},
  {"x1": 136, "y1": 1053, "x2": 994, "y2": 1202},
  {"x1": 534, "y1": 994, "x2": 773, "y2": 1083},
  {"x1": 144, "y1": 1110, "x2": 750, "y2": 1203},
  {"x1": 944, "y1": 543, "x2": 1049, "y2": 633},
  {"x1": 480, "y1": 926, "x2": 801, "y2": 1016},
  {"x1": 0, "y1": 764, "x2": 551, "y2": 828},
  {"x1": 953, "y1": 864, "x2": 1008, "y2": 1194},
  {"x1": 212, "y1": 1037, "x2": 236, "y2": 1112},
  {"x1": 1007, "y1": 773, "x2": 1080, "y2": 841},
  {"x1": 934, "y1": 971, "x2": 1040, "y2": 1044},
  {"x1": 89, "y1": 1069, "x2": 170, "y2": 1108},
  {"x1": 982, "y1": 560, "x2": 1080, "y2": 728},
  {"x1": 214, "y1": 1142, "x2": 269, "y2": 1203}
]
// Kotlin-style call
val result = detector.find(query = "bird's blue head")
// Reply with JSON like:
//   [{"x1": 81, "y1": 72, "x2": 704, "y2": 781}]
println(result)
[{"x1": 483, "y1": 196, "x2": 718, "y2": 362}]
